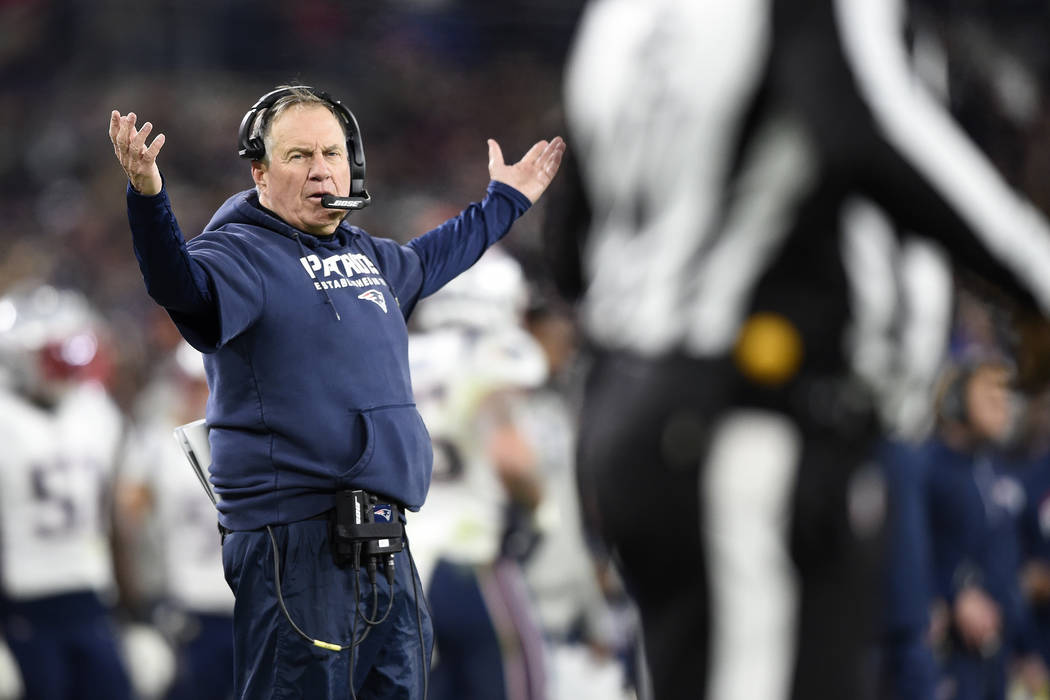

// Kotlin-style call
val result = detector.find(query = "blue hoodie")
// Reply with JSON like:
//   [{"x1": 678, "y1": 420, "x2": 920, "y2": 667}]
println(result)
[
  {"x1": 924, "y1": 438, "x2": 1028, "y2": 651},
  {"x1": 126, "y1": 180, "x2": 532, "y2": 531}
]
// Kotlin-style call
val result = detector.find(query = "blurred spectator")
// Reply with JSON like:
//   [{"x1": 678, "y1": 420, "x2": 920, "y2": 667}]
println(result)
[{"x1": 924, "y1": 355, "x2": 1046, "y2": 700}]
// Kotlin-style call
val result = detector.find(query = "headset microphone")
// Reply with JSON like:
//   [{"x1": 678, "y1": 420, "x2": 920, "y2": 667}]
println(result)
[{"x1": 322, "y1": 193, "x2": 371, "y2": 210}]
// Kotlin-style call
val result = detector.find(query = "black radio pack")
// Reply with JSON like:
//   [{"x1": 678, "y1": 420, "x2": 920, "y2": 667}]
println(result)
[{"x1": 331, "y1": 489, "x2": 404, "y2": 569}]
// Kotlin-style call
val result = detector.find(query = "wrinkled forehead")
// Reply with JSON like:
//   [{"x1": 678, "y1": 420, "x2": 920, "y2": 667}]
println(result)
[{"x1": 267, "y1": 103, "x2": 347, "y2": 150}]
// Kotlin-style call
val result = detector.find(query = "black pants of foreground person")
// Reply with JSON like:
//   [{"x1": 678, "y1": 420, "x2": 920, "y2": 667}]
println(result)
[{"x1": 575, "y1": 352, "x2": 884, "y2": 700}]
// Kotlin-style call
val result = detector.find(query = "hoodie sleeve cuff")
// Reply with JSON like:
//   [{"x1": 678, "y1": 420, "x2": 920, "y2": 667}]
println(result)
[
  {"x1": 126, "y1": 176, "x2": 170, "y2": 214},
  {"x1": 487, "y1": 180, "x2": 533, "y2": 212}
]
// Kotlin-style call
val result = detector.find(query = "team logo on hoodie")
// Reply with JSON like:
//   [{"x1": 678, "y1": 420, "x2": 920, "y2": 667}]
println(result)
[{"x1": 358, "y1": 289, "x2": 388, "y2": 313}]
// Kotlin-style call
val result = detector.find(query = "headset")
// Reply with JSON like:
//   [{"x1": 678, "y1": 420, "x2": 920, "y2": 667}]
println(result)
[
  {"x1": 237, "y1": 85, "x2": 371, "y2": 211},
  {"x1": 938, "y1": 364, "x2": 973, "y2": 425}
]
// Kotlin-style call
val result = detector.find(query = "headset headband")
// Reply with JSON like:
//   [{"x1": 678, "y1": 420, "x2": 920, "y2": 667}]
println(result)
[{"x1": 237, "y1": 86, "x2": 370, "y2": 206}]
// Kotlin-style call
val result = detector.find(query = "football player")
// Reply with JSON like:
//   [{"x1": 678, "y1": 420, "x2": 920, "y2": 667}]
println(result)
[
  {"x1": 408, "y1": 247, "x2": 551, "y2": 700},
  {"x1": 0, "y1": 281, "x2": 133, "y2": 700}
]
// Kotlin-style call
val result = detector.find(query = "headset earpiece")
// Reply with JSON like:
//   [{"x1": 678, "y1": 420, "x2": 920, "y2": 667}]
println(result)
[
  {"x1": 237, "y1": 85, "x2": 370, "y2": 208},
  {"x1": 236, "y1": 98, "x2": 269, "y2": 160},
  {"x1": 939, "y1": 366, "x2": 971, "y2": 425}
]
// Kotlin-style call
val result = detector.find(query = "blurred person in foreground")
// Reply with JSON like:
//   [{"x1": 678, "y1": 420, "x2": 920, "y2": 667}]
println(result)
[
  {"x1": 116, "y1": 340, "x2": 234, "y2": 700},
  {"x1": 407, "y1": 245, "x2": 550, "y2": 700},
  {"x1": 0, "y1": 282, "x2": 133, "y2": 700},
  {"x1": 548, "y1": 1, "x2": 1050, "y2": 698},
  {"x1": 108, "y1": 84, "x2": 564, "y2": 700},
  {"x1": 923, "y1": 355, "x2": 1045, "y2": 700}
]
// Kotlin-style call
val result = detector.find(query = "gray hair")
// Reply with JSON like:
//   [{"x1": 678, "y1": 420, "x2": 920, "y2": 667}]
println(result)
[{"x1": 250, "y1": 86, "x2": 345, "y2": 164}]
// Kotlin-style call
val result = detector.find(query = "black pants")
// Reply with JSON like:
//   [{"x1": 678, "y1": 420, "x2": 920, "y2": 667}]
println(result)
[{"x1": 575, "y1": 352, "x2": 883, "y2": 700}]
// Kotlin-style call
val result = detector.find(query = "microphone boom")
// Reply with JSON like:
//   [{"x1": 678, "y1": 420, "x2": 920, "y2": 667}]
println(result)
[{"x1": 321, "y1": 194, "x2": 370, "y2": 210}]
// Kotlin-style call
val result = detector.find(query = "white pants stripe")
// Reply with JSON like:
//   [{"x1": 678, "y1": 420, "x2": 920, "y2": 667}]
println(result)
[{"x1": 702, "y1": 410, "x2": 802, "y2": 700}]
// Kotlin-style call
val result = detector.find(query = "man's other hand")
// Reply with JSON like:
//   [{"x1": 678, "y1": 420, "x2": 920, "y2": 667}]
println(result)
[{"x1": 488, "y1": 136, "x2": 566, "y2": 204}]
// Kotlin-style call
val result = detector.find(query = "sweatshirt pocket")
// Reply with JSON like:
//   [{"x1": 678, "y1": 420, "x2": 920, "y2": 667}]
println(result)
[
  {"x1": 339, "y1": 404, "x2": 433, "y2": 507},
  {"x1": 342, "y1": 407, "x2": 376, "y2": 475}
]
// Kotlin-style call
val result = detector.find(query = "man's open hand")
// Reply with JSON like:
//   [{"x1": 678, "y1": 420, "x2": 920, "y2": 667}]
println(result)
[
  {"x1": 109, "y1": 111, "x2": 165, "y2": 196},
  {"x1": 488, "y1": 136, "x2": 566, "y2": 204}
]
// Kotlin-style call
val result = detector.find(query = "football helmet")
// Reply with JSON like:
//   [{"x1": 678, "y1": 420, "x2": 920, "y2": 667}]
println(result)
[
  {"x1": 0, "y1": 281, "x2": 111, "y2": 401},
  {"x1": 413, "y1": 246, "x2": 529, "y2": 331}
]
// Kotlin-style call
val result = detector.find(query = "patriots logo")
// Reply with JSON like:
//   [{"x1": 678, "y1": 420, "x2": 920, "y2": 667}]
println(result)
[
  {"x1": 358, "y1": 289, "x2": 388, "y2": 313},
  {"x1": 373, "y1": 506, "x2": 393, "y2": 522}
]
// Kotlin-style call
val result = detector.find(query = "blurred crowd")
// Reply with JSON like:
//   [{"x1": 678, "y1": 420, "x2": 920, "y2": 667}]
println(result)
[{"x1": 4, "y1": 0, "x2": 1050, "y2": 698}]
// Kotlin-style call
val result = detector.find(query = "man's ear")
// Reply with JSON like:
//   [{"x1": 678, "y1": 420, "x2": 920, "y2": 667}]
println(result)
[{"x1": 251, "y1": 161, "x2": 267, "y2": 191}]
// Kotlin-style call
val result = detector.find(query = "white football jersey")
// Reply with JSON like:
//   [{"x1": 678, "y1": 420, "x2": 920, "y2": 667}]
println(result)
[
  {"x1": 0, "y1": 383, "x2": 124, "y2": 600},
  {"x1": 407, "y1": 325, "x2": 547, "y2": 586},
  {"x1": 121, "y1": 418, "x2": 233, "y2": 615},
  {"x1": 516, "y1": 388, "x2": 609, "y2": 639}
]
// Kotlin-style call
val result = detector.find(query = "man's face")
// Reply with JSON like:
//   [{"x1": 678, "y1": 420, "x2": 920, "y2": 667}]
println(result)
[
  {"x1": 252, "y1": 104, "x2": 351, "y2": 236},
  {"x1": 966, "y1": 365, "x2": 1014, "y2": 443}
]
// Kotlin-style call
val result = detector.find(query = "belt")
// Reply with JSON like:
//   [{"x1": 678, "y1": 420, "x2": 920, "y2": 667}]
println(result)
[{"x1": 217, "y1": 488, "x2": 409, "y2": 542}]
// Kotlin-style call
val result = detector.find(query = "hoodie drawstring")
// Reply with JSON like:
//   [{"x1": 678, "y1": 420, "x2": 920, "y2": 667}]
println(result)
[{"x1": 293, "y1": 232, "x2": 342, "y2": 321}]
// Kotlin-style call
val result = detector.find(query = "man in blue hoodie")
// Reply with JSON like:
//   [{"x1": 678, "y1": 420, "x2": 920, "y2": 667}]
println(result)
[
  {"x1": 925, "y1": 355, "x2": 1045, "y2": 700},
  {"x1": 108, "y1": 85, "x2": 564, "y2": 700}
]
